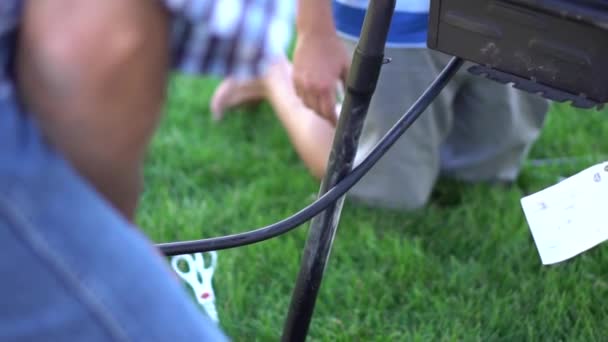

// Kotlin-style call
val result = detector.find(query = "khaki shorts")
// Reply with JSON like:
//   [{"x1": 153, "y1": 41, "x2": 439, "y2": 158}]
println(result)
[{"x1": 344, "y1": 40, "x2": 549, "y2": 210}]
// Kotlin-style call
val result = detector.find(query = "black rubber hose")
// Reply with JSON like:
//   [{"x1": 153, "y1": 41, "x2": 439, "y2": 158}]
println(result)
[{"x1": 157, "y1": 56, "x2": 464, "y2": 256}]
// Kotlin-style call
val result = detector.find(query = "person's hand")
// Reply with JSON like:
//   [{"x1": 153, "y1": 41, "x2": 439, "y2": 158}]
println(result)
[{"x1": 292, "y1": 32, "x2": 350, "y2": 126}]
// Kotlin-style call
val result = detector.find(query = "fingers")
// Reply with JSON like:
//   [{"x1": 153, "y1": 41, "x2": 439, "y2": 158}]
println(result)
[
  {"x1": 294, "y1": 78, "x2": 317, "y2": 117},
  {"x1": 293, "y1": 73, "x2": 317, "y2": 116},
  {"x1": 293, "y1": 74, "x2": 338, "y2": 126},
  {"x1": 318, "y1": 86, "x2": 337, "y2": 126}
]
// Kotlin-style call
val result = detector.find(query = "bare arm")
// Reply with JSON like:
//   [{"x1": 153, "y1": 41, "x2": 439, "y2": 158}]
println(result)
[
  {"x1": 296, "y1": 0, "x2": 336, "y2": 35},
  {"x1": 293, "y1": 0, "x2": 350, "y2": 126},
  {"x1": 16, "y1": 0, "x2": 171, "y2": 220}
]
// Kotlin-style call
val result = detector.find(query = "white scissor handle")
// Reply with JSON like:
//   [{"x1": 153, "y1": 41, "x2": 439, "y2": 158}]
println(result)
[
  {"x1": 170, "y1": 252, "x2": 220, "y2": 323},
  {"x1": 195, "y1": 251, "x2": 218, "y2": 272},
  {"x1": 170, "y1": 254, "x2": 199, "y2": 284}
]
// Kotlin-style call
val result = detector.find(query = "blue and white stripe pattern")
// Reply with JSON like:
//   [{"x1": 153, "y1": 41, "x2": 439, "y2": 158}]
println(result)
[
  {"x1": 167, "y1": 0, "x2": 294, "y2": 80},
  {"x1": 333, "y1": 0, "x2": 430, "y2": 48}
]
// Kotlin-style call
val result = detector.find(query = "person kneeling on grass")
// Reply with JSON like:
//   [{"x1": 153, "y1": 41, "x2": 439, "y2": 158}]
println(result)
[
  {"x1": 1, "y1": 0, "x2": 292, "y2": 340},
  {"x1": 211, "y1": 0, "x2": 550, "y2": 211}
]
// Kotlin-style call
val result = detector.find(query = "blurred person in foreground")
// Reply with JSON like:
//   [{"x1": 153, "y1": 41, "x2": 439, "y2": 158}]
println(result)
[
  {"x1": 1, "y1": 0, "x2": 293, "y2": 340},
  {"x1": 211, "y1": 0, "x2": 549, "y2": 211}
]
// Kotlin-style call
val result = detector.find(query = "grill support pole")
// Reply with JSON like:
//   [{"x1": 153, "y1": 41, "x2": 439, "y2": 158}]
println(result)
[{"x1": 281, "y1": 1, "x2": 396, "y2": 340}]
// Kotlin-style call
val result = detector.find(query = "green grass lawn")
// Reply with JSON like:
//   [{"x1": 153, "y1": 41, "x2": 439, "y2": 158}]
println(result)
[{"x1": 138, "y1": 74, "x2": 608, "y2": 341}]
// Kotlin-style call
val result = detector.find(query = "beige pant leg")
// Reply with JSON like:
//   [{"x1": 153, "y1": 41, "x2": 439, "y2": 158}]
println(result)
[
  {"x1": 438, "y1": 59, "x2": 549, "y2": 183},
  {"x1": 346, "y1": 41, "x2": 458, "y2": 210}
]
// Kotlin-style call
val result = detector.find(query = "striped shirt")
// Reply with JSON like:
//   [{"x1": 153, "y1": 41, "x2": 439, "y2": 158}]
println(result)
[
  {"x1": 166, "y1": 0, "x2": 294, "y2": 79},
  {"x1": 333, "y1": 0, "x2": 430, "y2": 48},
  {"x1": 0, "y1": 0, "x2": 294, "y2": 101}
]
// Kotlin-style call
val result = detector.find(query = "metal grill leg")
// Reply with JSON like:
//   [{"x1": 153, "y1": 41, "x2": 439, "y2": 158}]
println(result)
[{"x1": 281, "y1": 1, "x2": 396, "y2": 340}]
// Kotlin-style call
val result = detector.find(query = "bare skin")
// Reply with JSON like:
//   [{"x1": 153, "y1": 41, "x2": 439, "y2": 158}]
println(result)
[
  {"x1": 211, "y1": 0, "x2": 349, "y2": 180},
  {"x1": 211, "y1": 57, "x2": 337, "y2": 179},
  {"x1": 292, "y1": 0, "x2": 350, "y2": 125},
  {"x1": 16, "y1": 0, "x2": 171, "y2": 221}
]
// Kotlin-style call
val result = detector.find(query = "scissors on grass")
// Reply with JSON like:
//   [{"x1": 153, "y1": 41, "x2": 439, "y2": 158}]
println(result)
[{"x1": 171, "y1": 252, "x2": 219, "y2": 323}]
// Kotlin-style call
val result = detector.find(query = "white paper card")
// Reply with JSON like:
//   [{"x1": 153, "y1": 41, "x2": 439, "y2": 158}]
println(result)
[{"x1": 521, "y1": 161, "x2": 608, "y2": 265}]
